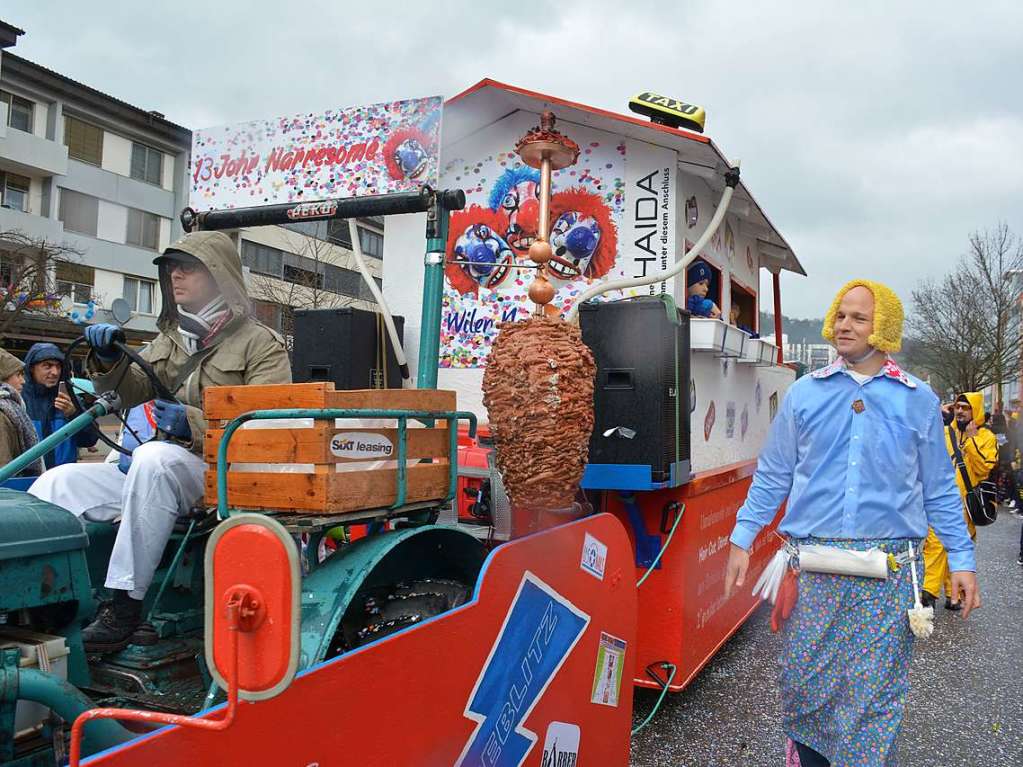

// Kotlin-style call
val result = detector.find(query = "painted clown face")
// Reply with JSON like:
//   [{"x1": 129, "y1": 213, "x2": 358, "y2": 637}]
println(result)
[
  {"x1": 452, "y1": 221, "x2": 515, "y2": 290},
  {"x1": 549, "y1": 210, "x2": 601, "y2": 281},
  {"x1": 384, "y1": 127, "x2": 433, "y2": 181},
  {"x1": 393, "y1": 138, "x2": 428, "y2": 179},
  {"x1": 497, "y1": 178, "x2": 540, "y2": 253}
]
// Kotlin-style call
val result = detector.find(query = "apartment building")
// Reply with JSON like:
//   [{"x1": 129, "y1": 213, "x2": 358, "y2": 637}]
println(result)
[
  {"x1": 239, "y1": 215, "x2": 386, "y2": 342},
  {"x1": 0, "y1": 20, "x2": 386, "y2": 355},
  {"x1": 0, "y1": 24, "x2": 190, "y2": 351}
]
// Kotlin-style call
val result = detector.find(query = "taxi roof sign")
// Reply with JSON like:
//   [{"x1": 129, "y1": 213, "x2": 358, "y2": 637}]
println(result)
[{"x1": 628, "y1": 92, "x2": 706, "y2": 133}]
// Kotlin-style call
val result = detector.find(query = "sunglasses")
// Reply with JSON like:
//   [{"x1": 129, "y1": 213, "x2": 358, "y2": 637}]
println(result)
[{"x1": 167, "y1": 261, "x2": 201, "y2": 275}]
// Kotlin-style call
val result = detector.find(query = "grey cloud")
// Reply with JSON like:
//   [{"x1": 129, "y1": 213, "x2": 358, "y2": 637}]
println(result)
[{"x1": 6, "y1": 0, "x2": 1022, "y2": 317}]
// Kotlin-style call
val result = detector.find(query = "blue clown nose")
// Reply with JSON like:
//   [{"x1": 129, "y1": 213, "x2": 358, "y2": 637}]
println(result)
[
  {"x1": 398, "y1": 146, "x2": 421, "y2": 171},
  {"x1": 566, "y1": 226, "x2": 596, "y2": 256},
  {"x1": 468, "y1": 243, "x2": 494, "y2": 274}
]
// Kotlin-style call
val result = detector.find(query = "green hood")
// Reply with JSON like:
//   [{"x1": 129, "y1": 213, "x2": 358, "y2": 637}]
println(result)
[{"x1": 154, "y1": 231, "x2": 251, "y2": 334}]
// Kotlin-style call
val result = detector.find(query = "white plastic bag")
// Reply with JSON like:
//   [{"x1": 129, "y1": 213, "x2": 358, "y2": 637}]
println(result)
[{"x1": 797, "y1": 545, "x2": 888, "y2": 579}]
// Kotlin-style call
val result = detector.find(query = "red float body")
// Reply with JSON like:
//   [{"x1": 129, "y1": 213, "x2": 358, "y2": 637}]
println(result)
[
  {"x1": 603, "y1": 461, "x2": 783, "y2": 691},
  {"x1": 84, "y1": 514, "x2": 636, "y2": 767}
]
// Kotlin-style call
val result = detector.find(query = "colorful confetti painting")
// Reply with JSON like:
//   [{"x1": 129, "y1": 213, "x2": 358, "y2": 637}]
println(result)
[
  {"x1": 438, "y1": 112, "x2": 674, "y2": 368},
  {"x1": 189, "y1": 97, "x2": 442, "y2": 211}
]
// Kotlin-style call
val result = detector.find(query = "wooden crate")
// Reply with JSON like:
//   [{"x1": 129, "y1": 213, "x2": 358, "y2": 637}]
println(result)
[{"x1": 204, "y1": 383, "x2": 458, "y2": 514}]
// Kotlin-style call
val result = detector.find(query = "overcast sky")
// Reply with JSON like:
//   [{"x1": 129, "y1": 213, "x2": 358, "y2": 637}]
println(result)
[{"x1": 6, "y1": 1, "x2": 1022, "y2": 319}]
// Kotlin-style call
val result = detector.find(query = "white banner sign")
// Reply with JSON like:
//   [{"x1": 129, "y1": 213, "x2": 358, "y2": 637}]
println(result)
[{"x1": 189, "y1": 96, "x2": 442, "y2": 211}]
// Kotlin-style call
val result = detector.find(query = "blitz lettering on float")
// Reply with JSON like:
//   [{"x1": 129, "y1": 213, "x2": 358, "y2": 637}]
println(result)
[{"x1": 455, "y1": 574, "x2": 590, "y2": 767}]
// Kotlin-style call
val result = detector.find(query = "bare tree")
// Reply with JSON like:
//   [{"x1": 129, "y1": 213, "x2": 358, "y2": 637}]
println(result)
[
  {"x1": 247, "y1": 228, "x2": 363, "y2": 339},
  {"x1": 0, "y1": 229, "x2": 86, "y2": 340},
  {"x1": 905, "y1": 223, "x2": 1023, "y2": 403}
]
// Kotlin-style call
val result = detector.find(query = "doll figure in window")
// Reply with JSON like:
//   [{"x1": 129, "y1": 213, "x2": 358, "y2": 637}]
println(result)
[
  {"x1": 729, "y1": 304, "x2": 759, "y2": 337},
  {"x1": 686, "y1": 260, "x2": 721, "y2": 318}
]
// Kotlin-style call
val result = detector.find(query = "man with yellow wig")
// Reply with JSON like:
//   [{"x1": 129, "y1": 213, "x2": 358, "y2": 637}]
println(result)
[
  {"x1": 921, "y1": 391, "x2": 996, "y2": 609},
  {"x1": 724, "y1": 280, "x2": 979, "y2": 767}
]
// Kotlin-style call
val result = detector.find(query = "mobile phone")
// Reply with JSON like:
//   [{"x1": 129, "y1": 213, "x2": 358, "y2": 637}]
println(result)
[{"x1": 57, "y1": 381, "x2": 69, "y2": 397}]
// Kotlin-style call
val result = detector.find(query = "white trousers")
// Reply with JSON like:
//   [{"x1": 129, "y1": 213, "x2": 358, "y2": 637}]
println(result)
[{"x1": 28, "y1": 441, "x2": 206, "y2": 600}]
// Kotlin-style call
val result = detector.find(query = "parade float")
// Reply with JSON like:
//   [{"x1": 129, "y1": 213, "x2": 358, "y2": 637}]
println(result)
[{"x1": 0, "y1": 80, "x2": 802, "y2": 766}]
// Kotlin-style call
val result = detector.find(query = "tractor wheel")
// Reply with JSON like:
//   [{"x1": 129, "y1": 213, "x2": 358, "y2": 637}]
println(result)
[{"x1": 329, "y1": 578, "x2": 471, "y2": 655}]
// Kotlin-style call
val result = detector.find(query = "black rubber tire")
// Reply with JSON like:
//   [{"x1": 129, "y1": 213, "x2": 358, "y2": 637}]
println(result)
[{"x1": 331, "y1": 578, "x2": 471, "y2": 655}]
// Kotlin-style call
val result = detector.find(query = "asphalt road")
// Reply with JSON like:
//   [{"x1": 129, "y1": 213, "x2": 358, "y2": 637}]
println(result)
[{"x1": 630, "y1": 512, "x2": 1023, "y2": 766}]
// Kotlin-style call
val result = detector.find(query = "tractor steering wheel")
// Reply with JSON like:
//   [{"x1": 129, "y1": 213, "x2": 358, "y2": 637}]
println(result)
[{"x1": 64, "y1": 334, "x2": 180, "y2": 457}]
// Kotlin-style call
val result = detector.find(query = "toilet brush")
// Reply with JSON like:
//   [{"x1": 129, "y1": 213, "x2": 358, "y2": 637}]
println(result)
[{"x1": 906, "y1": 541, "x2": 934, "y2": 638}]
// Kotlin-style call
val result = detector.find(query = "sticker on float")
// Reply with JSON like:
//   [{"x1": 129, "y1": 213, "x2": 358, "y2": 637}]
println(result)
[
  {"x1": 541, "y1": 722, "x2": 580, "y2": 767},
  {"x1": 580, "y1": 533, "x2": 608, "y2": 581},
  {"x1": 330, "y1": 432, "x2": 394, "y2": 459},
  {"x1": 591, "y1": 632, "x2": 627, "y2": 707},
  {"x1": 456, "y1": 573, "x2": 590, "y2": 767}
]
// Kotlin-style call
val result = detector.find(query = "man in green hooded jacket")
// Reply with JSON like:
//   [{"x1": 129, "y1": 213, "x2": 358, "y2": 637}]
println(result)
[{"x1": 30, "y1": 231, "x2": 292, "y2": 652}]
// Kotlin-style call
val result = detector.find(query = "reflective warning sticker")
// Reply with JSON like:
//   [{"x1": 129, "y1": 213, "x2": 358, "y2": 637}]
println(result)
[{"x1": 591, "y1": 632, "x2": 626, "y2": 707}]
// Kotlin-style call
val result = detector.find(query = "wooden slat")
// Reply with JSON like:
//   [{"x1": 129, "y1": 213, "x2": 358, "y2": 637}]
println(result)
[
  {"x1": 205, "y1": 469, "x2": 328, "y2": 511},
  {"x1": 204, "y1": 425, "x2": 450, "y2": 464},
  {"x1": 204, "y1": 382, "x2": 334, "y2": 420},
  {"x1": 324, "y1": 389, "x2": 456, "y2": 412},
  {"x1": 205, "y1": 463, "x2": 451, "y2": 513},
  {"x1": 204, "y1": 382, "x2": 458, "y2": 422},
  {"x1": 327, "y1": 464, "x2": 451, "y2": 510}
]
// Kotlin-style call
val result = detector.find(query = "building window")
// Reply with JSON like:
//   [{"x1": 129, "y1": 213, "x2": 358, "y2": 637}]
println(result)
[
  {"x1": 126, "y1": 208, "x2": 160, "y2": 250},
  {"x1": 130, "y1": 142, "x2": 163, "y2": 186},
  {"x1": 123, "y1": 276, "x2": 155, "y2": 314},
  {"x1": 1, "y1": 91, "x2": 33, "y2": 133},
  {"x1": 359, "y1": 275, "x2": 383, "y2": 303},
  {"x1": 58, "y1": 189, "x2": 99, "y2": 237},
  {"x1": 0, "y1": 255, "x2": 14, "y2": 286},
  {"x1": 56, "y1": 262, "x2": 95, "y2": 305},
  {"x1": 1, "y1": 172, "x2": 30, "y2": 212},
  {"x1": 327, "y1": 219, "x2": 352, "y2": 248},
  {"x1": 322, "y1": 263, "x2": 362, "y2": 297},
  {"x1": 283, "y1": 263, "x2": 323, "y2": 289},
  {"x1": 252, "y1": 300, "x2": 283, "y2": 332},
  {"x1": 240, "y1": 240, "x2": 284, "y2": 278},
  {"x1": 64, "y1": 115, "x2": 104, "y2": 166},
  {"x1": 358, "y1": 227, "x2": 384, "y2": 259}
]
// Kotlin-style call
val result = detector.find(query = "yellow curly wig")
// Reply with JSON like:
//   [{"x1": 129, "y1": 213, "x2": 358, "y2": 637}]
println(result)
[{"x1": 821, "y1": 279, "x2": 904, "y2": 353}]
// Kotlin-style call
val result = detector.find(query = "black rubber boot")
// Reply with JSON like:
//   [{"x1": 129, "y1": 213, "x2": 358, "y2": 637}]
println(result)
[
  {"x1": 920, "y1": 591, "x2": 937, "y2": 609},
  {"x1": 82, "y1": 591, "x2": 144, "y2": 653},
  {"x1": 944, "y1": 597, "x2": 963, "y2": 612}
]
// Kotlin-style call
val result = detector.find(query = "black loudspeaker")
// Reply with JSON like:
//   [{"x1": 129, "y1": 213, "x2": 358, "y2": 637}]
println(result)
[
  {"x1": 579, "y1": 295, "x2": 691, "y2": 488},
  {"x1": 291, "y1": 307, "x2": 405, "y2": 390}
]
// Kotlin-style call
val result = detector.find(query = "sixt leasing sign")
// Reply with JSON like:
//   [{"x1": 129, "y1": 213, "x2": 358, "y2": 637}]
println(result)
[{"x1": 330, "y1": 432, "x2": 394, "y2": 460}]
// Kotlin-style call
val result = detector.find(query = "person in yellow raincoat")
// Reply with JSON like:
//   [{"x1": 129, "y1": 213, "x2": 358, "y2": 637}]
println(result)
[{"x1": 922, "y1": 391, "x2": 997, "y2": 609}]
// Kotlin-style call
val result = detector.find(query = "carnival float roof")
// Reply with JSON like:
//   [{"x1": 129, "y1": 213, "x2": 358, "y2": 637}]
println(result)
[{"x1": 445, "y1": 79, "x2": 805, "y2": 277}]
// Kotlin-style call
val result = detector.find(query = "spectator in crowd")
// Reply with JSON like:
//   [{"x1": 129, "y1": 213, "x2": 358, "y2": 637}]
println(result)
[
  {"x1": 0, "y1": 349, "x2": 44, "y2": 475},
  {"x1": 922, "y1": 392, "x2": 996, "y2": 610},
  {"x1": 21, "y1": 343, "x2": 99, "y2": 468},
  {"x1": 989, "y1": 412, "x2": 1021, "y2": 510}
]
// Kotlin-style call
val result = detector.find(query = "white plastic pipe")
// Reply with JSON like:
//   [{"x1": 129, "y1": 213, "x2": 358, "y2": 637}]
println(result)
[
  {"x1": 348, "y1": 219, "x2": 411, "y2": 386},
  {"x1": 566, "y1": 163, "x2": 740, "y2": 323}
]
